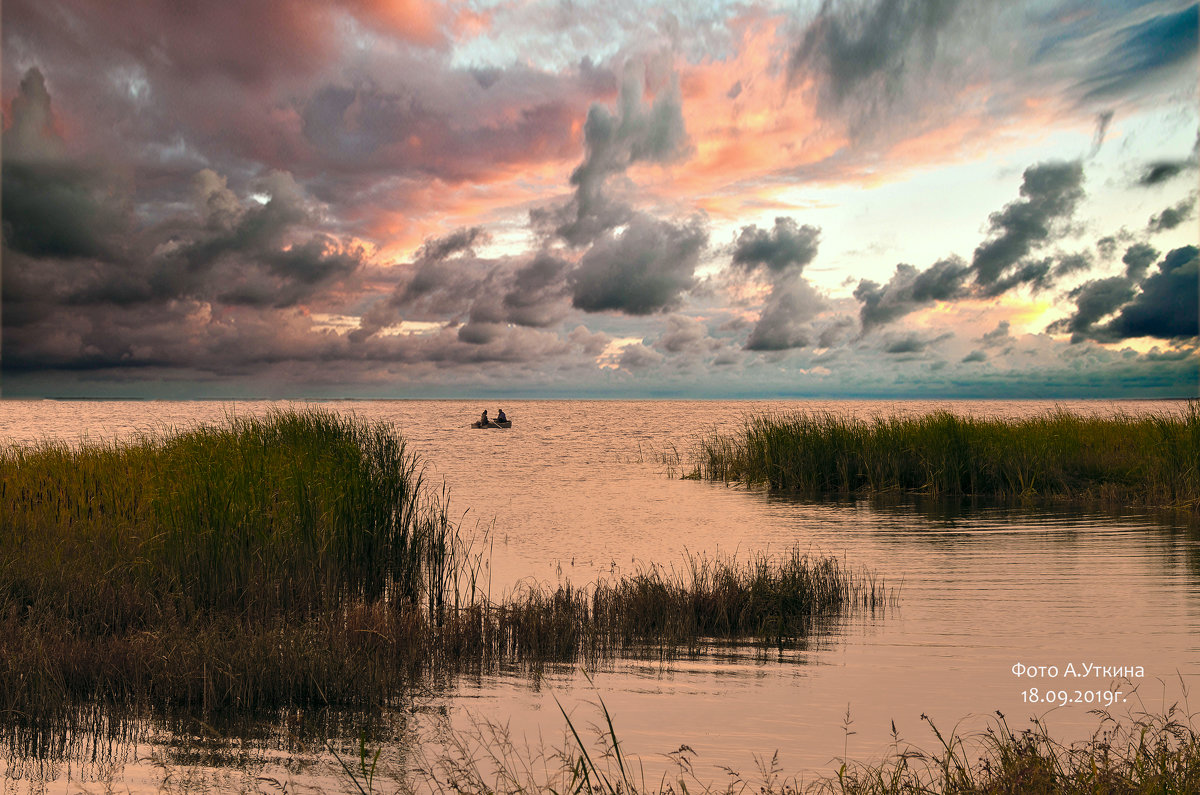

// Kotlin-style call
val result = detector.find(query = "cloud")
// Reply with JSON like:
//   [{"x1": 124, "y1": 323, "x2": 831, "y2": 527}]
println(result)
[
  {"x1": 788, "y1": 0, "x2": 966, "y2": 106},
  {"x1": 1077, "y1": 4, "x2": 1199, "y2": 101},
  {"x1": 1048, "y1": 277, "x2": 1136, "y2": 340},
  {"x1": 1148, "y1": 194, "x2": 1197, "y2": 233},
  {"x1": 656, "y1": 315, "x2": 713, "y2": 353},
  {"x1": 352, "y1": 226, "x2": 487, "y2": 340},
  {"x1": 569, "y1": 213, "x2": 707, "y2": 314},
  {"x1": 731, "y1": 218, "x2": 821, "y2": 273},
  {"x1": 1102, "y1": 245, "x2": 1199, "y2": 341},
  {"x1": 980, "y1": 320, "x2": 1011, "y2": 347},
  {"x1": 1121, "y1": 242, "x2": 1158, "y2": 281},
  {"x1": 854, "y1": 256, "x2": 969, "y2": 330},
  {"x1": 745, "y1": 274, "x2": 826, "y2": 351},
  {"x1": 1136, "y1": 159, "x2": 1197, "y2": 187},
  {"x1": 962, "y1": 350, "x2": 987, "y2": 363},
  {"x1": 971, "y1": 160, "x2": 1085, "y2": 286},
  {"x1": 548, "y1": 61, "x2": 690, "y2": 246},
  {"x1": 618, "y1": 342, "x2": 665, "y2": 370},
  {"x1": 883, "y1": 332, "x2": 931, "y2": 354},
  {"x1": 501, "y1": 252, "x2": 572, "y2": 328}
]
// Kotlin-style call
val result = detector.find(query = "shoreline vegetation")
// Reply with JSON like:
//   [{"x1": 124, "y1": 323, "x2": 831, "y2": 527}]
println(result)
[
  {"x1": 687, "y1": 404, "x2": 1200, "y2": 513},
  {"x1": 400, "y1": 699, "x2": 1200, "y2": 795},
  {"x1": 0, "y1": 409, "x2": 885, "y2": 717}
]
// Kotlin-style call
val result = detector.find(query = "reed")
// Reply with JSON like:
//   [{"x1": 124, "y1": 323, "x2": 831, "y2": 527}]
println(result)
[
  {"x1": 401, "y1": 696, "x2": 1200, "y2": 794},
  {"x1": 0, "y1": 410, "x2": 883, "y2": 716},
  {"x1": 689, "y1": 403, "x2": 1200, "y2": 511}
]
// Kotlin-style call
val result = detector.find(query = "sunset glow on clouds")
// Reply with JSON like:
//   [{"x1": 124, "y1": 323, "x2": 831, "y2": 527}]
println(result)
[{"x1": 2, "y1": 0, "x2": 1197, "y2": 397}]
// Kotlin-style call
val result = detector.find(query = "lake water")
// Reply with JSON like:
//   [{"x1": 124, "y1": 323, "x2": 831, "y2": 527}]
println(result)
[{"x1": 2, "y1": 398, "x2": 1198, "y2": 792}]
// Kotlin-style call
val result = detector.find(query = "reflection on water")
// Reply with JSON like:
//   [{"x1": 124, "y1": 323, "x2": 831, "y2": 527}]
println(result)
[{"x1": 1, "y1": 399, "x2": 1198, "y2": 791}]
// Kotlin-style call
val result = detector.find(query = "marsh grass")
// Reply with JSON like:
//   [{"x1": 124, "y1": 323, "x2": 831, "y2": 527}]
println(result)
[
  {"x1": 393, "y1": 695, "x2": 1200, "y2": 794},
  {"x1": 689, "y1": 404, "x2": 1200, "y2": 512},
  {"x1": 1, "y1": 410, "x2": 883, "y2": 719}
]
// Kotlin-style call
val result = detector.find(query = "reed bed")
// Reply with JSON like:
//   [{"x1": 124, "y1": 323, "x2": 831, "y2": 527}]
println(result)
[
  {"x1": 402, "y1": 703, "x2": 1200, "y2": 794},
  {"x1": 689, "y1": 403, "x2": 1200, "y2": 512},
  {"x1": 0, "y1": 410, "x2": 883, "y2": 717}
]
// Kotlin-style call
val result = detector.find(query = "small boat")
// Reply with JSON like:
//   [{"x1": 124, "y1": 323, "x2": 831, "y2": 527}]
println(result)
[{"x1": 471, "y1": 420, "x2": 512, "y2": 429}]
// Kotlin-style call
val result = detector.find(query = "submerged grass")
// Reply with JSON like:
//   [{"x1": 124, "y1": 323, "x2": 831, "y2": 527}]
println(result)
[
  {"x1": 0, "y1": 409, "x2": 884, "y2": 718},
  {"x1": 689, "y1": 403, "x2": 1200, "y2": 512}
]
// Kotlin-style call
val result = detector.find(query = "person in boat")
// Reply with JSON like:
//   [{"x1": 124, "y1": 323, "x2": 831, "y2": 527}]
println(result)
[
  {"x1": 480, "y1": 409, "x2": 489, "y2": 426},
  {"x1": 496, "y1": 409, "x2": 507, "y2": 423}
]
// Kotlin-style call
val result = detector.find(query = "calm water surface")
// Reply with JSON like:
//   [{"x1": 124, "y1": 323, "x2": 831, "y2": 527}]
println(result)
[{"x1": 2, "y1": 399, "x2": 1197, "y2": 791}]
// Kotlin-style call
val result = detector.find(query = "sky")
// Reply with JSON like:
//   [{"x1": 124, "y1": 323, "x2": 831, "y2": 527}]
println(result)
[{"x1": 1, "y1": 0, "x2": 1197, "y2": 399}]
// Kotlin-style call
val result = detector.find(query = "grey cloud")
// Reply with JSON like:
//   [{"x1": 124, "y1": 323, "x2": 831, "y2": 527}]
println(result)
[
  {"x1": 1148, "y1": 195, "x2": 1197, "y2": 233},
  {"x1": 568, "y1": 325, "x2": 611, "y2": 356},
  {"x1": 1051, "y1": 251, "x2": 1093, "y2": 280},
  {"x1": 618, "y1": 343, "x2": 665, "y2": 370},
  {"x1": 1122, "y1": 242, "x2": 1158, "y2": 281},
  {"x1": 980, "y1": 320, "x2": 1011, "y2": 347},
  {"x1": 1077, "y1": 5, "x2": 1199, "y2": 102},
  {"x1": 979, "y1": 258, "x2": 1053, "y2": 298},
  {"x1": 3, "y1": 68, "x2": 66, "y2": 161},
  {"x1": 501, "y1": 252, "x2": 571, "y2": 327},
  {"x1": 569, "y1": 214, "x2": 707, "y2": 315},
  {"x1": 1103, "y1": 246, "x2": 1199, "y2": 341},
  {"x1": 353, "y1": 226, "x2": 488, "y2": 340},
  {"x1": 1137, "y1": 159, "x2": 1197, "y2": 187},
  {"x1": 745, "y1": 274, "x2": 826, "y2": 351},
  {"x1": 816, "y1": 316, "x2": 855, "y2": 348},
  {"x1": 731, "y1": 218, "x2": 821, "y2": 273},
  {"x1": 789, "y1": 0, "x2": 965, "y2": 105},
  {"x1": 656, "y1": 315, "x2": 711, "y2": 353},
  {"x1": 1048, "y1": 277, "x2": 1136, "y2": 340},
  {"x1": 855, "y1": 256, "x2": 969, "y2": 329},
  {"x1": 883, "y1": 333, "x2": 929, "y2": 354},
  {"x1": 552, "y1": 61, "x2": 689, "y2": 246},
  {"x1": 962, "y1": 350, "x2": 987, "y2": 363},
  {"x1": 971, "y1": 161, "x2": 1085, "y2": 286}
]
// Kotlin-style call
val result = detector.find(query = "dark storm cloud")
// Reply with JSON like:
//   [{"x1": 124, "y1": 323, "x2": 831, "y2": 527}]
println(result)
[
  {"x1": 731, "y1": 218, "x2": 821, "y2": 273},
  {"x1": 1103, "y1": 246, "x2": 1199, "y2": 340},
  {"x1": 2, "y1": 160, "x2": 124, "y2": 261},
  {"x1": 1, "y1": 69, "x2": 124, "y2": 261},
  {"x1": 745, "y1": 275, "x2": 826, "y2": 351},
  {"x1": 971, "y1": 161, "x2": 1085, "y2": 286},
  {"x1": 1077, "y1": 4, "x2": 1199, "y2": 101},
  {"x1": 1050, "y1": 251, "x2": 1093, "y2": 280},
  {"x1": 1122, "y1": 242, "x2": 1158, "y2": 281},
  {"x1": 1136, "y1": 159, "x2": 1197, "y2": 187},
  {"x1": 545, "y1": 62, "x2": 690, "y2": 246},
  {"x1": 978, "y1": 258, "x2": 1053, "y2": 298},
  {"x1": 1148, "y1": 195, "x2": 1197, "y2": 233},
  {"x1": 1047, "y1": 277, "x2": 1136, "y2": 340},
  {"x1": 569, "y1": 214, "x2": 707, "y2": 315},
  {"x1": 788, "y1": 0, "x2": 964, "y2": 104},
  {"x1": 854, "y1": 256, "x2": 969, "y2": 330}
]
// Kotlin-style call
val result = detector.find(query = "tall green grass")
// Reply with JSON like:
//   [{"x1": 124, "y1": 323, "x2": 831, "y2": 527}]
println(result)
[
  {"x1": 690, "y1": 404, "x2": 1200, "y2": 511},
  {"x1": 0, "y1": 410, "x2": 884, "y2": 716}
]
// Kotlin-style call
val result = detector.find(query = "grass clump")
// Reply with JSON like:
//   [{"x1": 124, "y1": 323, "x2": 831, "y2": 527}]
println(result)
[
  {"x1": 689, "y1": 403, "x2": 1200, "y2": 512},
  {"x1": 0, "y1": 410, "x2": 883, "y2": 718},
  {"x1": 0, "y1": 409, "x2": 466, "y2": 713}
]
